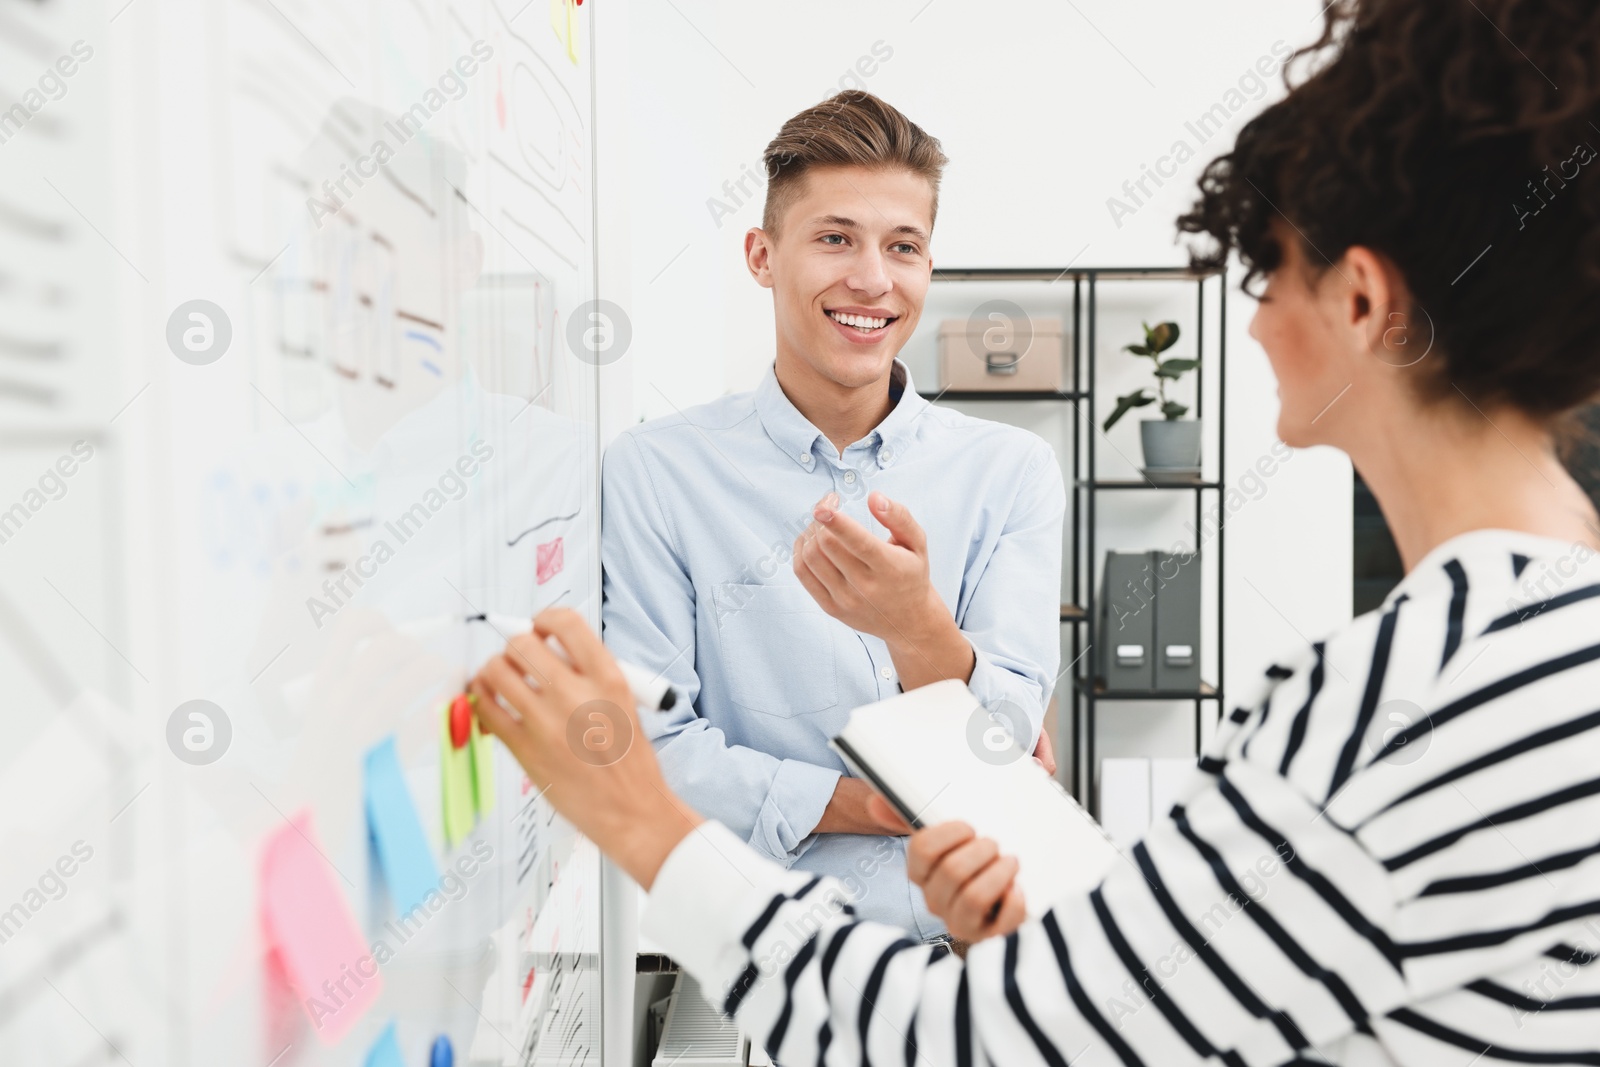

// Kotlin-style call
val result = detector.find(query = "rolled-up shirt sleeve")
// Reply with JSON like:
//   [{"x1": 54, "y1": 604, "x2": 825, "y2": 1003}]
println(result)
[
  {"x1": 959, "y1": 438, "x2": 1066, "y2": 747},
  {"x1": 601, "y1": 431, "x2": 840, "y2": 865}
]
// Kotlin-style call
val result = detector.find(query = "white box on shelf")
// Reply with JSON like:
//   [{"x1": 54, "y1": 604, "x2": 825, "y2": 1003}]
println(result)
[{"x1": 1098, "y1": 758, "x2": 1151, "y2": 854}]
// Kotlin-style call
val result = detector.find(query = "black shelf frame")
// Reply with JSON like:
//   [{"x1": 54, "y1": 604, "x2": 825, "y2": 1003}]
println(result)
[
  {"x1": 922, "y1": 265, "x2": 1228, "y2": 813},
  {"x1": 1080, "y1": 478, "x2": 1223, "y2": 490},
  {"x1": 918, "y1": 389, "x2": 1087, "y2": 402}
]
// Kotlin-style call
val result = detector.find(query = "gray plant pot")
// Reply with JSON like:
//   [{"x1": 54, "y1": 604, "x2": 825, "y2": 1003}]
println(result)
[{"x1": 1140, "y1": 418, "x2": 1202, "y2": 469}]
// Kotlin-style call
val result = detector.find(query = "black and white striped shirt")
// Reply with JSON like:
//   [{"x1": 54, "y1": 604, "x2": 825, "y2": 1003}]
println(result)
[{"x1": 641, "y1": 528, "x2": 1600, "y2": 1066}]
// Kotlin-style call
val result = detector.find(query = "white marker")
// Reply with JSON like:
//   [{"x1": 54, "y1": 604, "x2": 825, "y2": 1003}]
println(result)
[
  {"x1": 614, "y1": 660, "x2": 679, "y2": 713},
  {"x1": 475, "y1": 613, "x2": 678, "y2": 712}
]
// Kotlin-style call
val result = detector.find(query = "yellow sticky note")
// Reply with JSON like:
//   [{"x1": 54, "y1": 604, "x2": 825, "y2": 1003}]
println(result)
[{"x1": 550, "y1": 0, "x2": 567, "y2": 46}]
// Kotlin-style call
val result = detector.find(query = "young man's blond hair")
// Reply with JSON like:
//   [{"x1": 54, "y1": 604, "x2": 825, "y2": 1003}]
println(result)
[{"x1": 759, "y1": 89, "x2": 949, "y2": 236}]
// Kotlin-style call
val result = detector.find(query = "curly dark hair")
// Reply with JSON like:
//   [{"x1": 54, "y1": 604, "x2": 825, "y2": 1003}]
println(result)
[{"x1": 1178, "y1": 0, "x2": 1600, "y2": 426}]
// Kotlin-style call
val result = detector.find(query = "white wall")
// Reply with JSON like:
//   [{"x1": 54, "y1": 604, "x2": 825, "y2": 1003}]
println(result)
[{"x1": 622, "y1": 0, "x2": 1354, "y2": 790}]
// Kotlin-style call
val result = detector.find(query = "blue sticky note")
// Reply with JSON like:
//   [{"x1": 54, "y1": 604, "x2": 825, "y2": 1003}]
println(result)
[
  {"x1": 365, "y1": 736, "x2": 440, "y2": 916},
  {"x1": 364, "y1": 1021, "x2": 405, "y2": 1067}
]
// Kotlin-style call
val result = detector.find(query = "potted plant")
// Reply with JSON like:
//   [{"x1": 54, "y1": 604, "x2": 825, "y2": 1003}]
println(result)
[{"x1": 1101, "y1": 321, "x2": 1202, "y2": 475}]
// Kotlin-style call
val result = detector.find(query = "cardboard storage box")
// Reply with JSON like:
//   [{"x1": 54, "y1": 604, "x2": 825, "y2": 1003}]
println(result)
[{"x1": 937, "y1": 315, "x2": 1065, "y2": 391}]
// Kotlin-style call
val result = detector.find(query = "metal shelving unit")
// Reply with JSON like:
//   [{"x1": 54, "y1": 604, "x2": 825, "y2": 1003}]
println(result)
[{"x1": 919, "y1": 265, "x2": 1229, "y2": 811}]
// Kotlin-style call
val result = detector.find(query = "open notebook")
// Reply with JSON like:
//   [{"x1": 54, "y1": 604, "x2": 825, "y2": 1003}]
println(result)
[{"x1": 830, "y1": 679, "x2": 1121, "y2": 918}]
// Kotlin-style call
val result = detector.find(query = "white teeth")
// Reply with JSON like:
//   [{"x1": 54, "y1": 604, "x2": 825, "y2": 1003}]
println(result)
[{"x1": 829, "y1": 311, "x2": 889, "y2": 331}]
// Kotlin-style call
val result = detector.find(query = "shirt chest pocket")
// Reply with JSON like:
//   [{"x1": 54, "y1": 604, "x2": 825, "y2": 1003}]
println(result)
[{"x1": 711, "y1": 582, "x2": 840, "y2": 718}]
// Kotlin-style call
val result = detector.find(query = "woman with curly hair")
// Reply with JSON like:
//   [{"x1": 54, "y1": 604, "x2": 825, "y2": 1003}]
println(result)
[{"x1": 471, "y1": 1, "x2": 1600, "y2": 1062}]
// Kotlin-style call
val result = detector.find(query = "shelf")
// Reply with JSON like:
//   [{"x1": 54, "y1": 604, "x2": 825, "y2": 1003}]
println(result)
[
  {"x1": 919, "y1": 389, "x2": 1085, "y2": 402},
  {"x1": 929, "y1": 265, "x2": 1224, "y2": 284},
  {"x1": 1078, "y1": 476, "x2": 1221, "y2": 490},
  {"x1": 919, "y1": 262, "x2": 1229, "y2": 808},
  {"x1": 1080, "y1": 679, "x2": 1218, "y2": 701}
]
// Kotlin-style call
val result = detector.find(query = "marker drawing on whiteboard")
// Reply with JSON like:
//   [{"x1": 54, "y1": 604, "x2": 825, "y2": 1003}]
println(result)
[
  {"x1": 535, "y1": 536, "x2": 563, "y2": 584},
  {"x1": 508, "y1": 509, "x2": 579, "y2": 547}
]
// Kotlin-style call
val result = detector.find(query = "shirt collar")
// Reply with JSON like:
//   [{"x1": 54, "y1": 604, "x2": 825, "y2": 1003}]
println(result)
[
  {"x1": 754, "y1": 359, "x2": 928, "y2": 470},
  {"x1": 1380, "y1": 526, "x2": 1596, "y2": 612}
]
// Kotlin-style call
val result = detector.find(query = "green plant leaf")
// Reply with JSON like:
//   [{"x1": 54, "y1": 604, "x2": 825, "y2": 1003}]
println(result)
[
  {"x1": 1103, "y1": 390, "x2": 1154, "y2": 431},
  {"x1": 1162, "y1": 400, "x2": 1189, "y2": 420},
  {"x1": 1123, "y1": 342, "x2": 1154, "y2": 357},
  {"x1": 1153, "y1": 358, "x2": 1200, "y2": 379},
  {"x1": 1149, "y1": 321, "x2": 1181, "y2": 353}
]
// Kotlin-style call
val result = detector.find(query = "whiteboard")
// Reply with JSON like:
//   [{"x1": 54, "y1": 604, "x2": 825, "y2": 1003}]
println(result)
[{"x1": 0, "y1": 0, "x2": 629, "y2": 1064}]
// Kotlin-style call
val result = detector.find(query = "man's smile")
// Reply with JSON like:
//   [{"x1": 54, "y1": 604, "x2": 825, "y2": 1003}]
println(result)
[{"x1": 825, "y1": 306, "x2": 898, "y2": 343}]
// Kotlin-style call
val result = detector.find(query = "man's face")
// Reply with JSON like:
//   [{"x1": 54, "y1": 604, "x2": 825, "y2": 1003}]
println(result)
[{"x1": 747, "y1": 165, "x2": 934, "y2": 391}]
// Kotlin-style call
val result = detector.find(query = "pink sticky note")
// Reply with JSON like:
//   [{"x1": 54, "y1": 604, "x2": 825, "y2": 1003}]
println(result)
[
  {"x1": 536, "y1": 536, "x2": 564, "y2": 585},
  {"x1": 260, "y1": 811, "x2": 382, "y2": 1044}
]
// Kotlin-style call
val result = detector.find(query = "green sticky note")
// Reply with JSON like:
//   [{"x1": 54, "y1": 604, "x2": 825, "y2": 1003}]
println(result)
[
  {"x1": 470, "y1": 717, "x2": 495, "y2": 817},
  {"x1": 440, "y1": 703, "x2": 476, "y2": 847}
]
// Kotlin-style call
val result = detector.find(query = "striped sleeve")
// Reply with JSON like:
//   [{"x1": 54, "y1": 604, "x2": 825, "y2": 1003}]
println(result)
[{"x1": 643, "y1": 757, "x2": 1411, "y2": 1067}]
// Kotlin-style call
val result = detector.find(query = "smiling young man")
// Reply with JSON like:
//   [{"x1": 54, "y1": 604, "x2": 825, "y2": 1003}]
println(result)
[{"x1": 599, "y1": 91, "x2": 1064, "y2": 937}]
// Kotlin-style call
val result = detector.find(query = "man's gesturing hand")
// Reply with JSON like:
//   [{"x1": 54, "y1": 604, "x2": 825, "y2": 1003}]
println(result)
[
  {"x1": 793, "y1": 490, "x2": 936, "y2": 640},
  {"x1": 794, "y1": 491, "x2": 975, "y2": 689},
  {"x1": 469, "y1": 608, "x2": 701, "y2": 889}
]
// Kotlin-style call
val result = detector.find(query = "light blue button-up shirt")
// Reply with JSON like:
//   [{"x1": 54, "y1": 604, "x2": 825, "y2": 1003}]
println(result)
[{"x1": 600, "y1": 359, "x2": 1064, "y2": 937}]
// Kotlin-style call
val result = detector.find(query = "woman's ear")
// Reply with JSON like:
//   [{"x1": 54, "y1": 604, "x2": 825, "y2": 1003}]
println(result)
[{"x1": 1339, "y1": 245, "x2": 1426, "y2": 368}]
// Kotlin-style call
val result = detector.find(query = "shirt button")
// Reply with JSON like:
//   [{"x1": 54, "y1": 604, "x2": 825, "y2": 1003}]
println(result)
[
  {"x1": 880, "y1": 448, "x2": 894, "y2": 462},
  {"x1": 879, "y1": 666, "x2": 893, "y2": 680},
  {"x1": 844, "y1": 471, "x2": 857, "y2": 484},
  {"x1": 800, "y1": 452, "x2": 812, "y2": 464}
]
